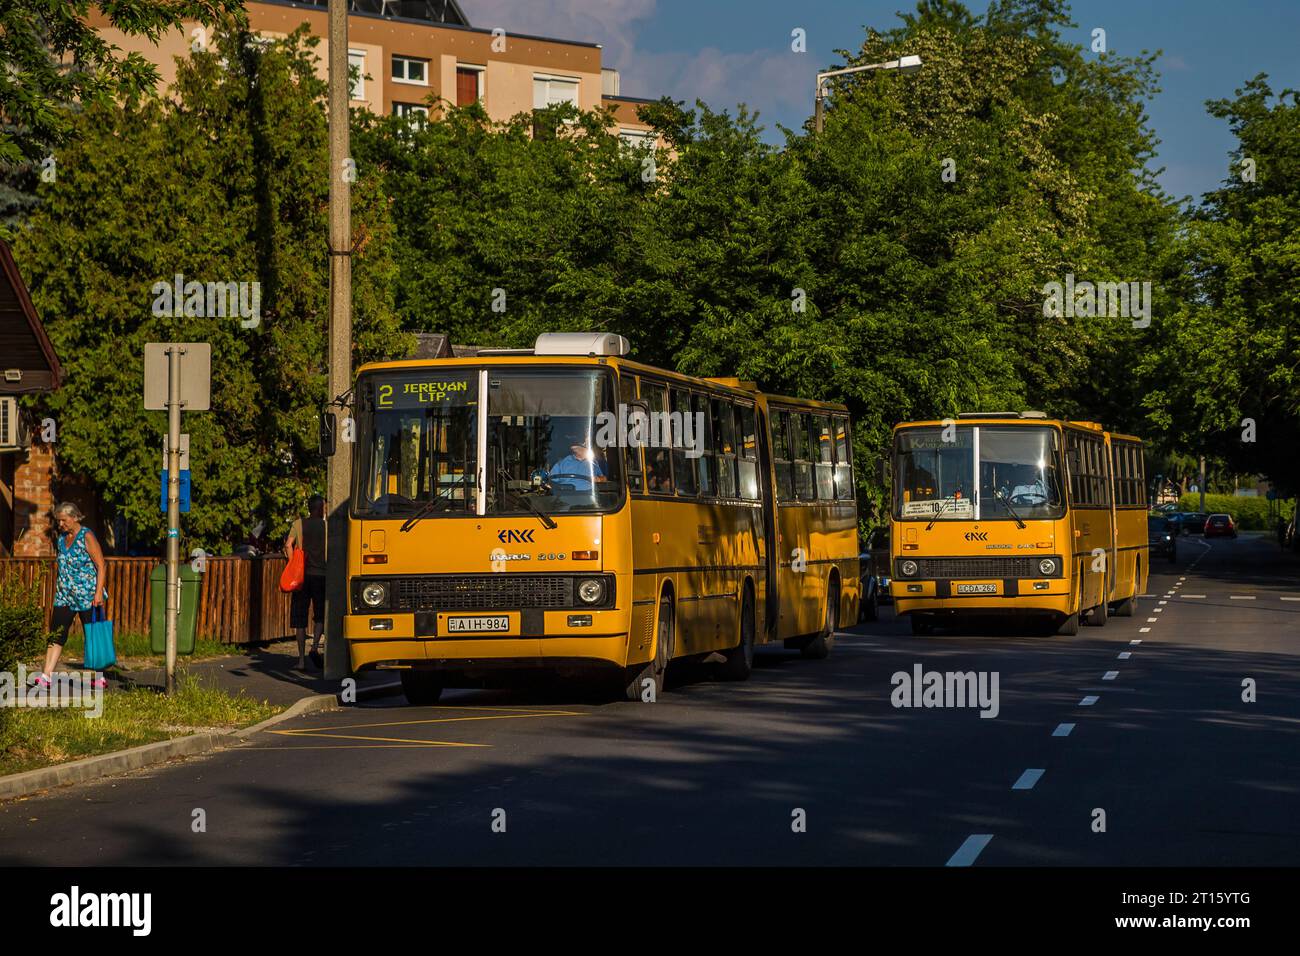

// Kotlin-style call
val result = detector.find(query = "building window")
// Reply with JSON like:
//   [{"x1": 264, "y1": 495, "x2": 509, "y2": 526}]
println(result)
[
  {"x1": 392, "y1": 55, "x2": 428, "y2": 85},
  {"x1": 348, "y1": 50, "x2": 367, "y2": 101},
  {"x1": 619, "y1": 128, "x2": 653, "y2": 151},
  {"x1": 392, "y1": 102, "x2": 429, "y2": 122},
  {"x1": 456, "y1": 65, "x2": 484, "y2": 106},
  {"x1": 533, "y1": 74, "x2": 580, "y2": 110}
]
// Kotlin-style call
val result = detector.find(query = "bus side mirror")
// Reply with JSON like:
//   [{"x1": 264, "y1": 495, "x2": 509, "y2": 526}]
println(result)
[{"x1": 320, "y1": 410, "x2": 337, "y2": 458}]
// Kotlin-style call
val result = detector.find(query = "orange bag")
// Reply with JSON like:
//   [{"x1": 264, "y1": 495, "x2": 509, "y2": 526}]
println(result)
[{"x1": 279, "y1": 547, "x2": 305, "y2": 593}]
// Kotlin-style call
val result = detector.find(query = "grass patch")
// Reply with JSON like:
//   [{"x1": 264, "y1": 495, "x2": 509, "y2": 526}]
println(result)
[
  {"x1": 0, "y1": 674, "x2": 281, "y2": 777},
  {"x1": 60, "y1": 630, "x2": 234, "y2": 666}
]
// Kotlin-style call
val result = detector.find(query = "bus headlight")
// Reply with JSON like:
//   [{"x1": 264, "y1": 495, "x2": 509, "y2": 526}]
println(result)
[
  {"x1": 577, "y1": 578, "x2": 606, "y2": 605},
  {"x1": 361, "y1": 581, "x2": 389, "y2": 608},
  {"x1": 899, "y1": 559, "x2": 919, "y2": 578},
  {"x1": 1038, "y1": 558, "x2": 1057, "y2": 577}
]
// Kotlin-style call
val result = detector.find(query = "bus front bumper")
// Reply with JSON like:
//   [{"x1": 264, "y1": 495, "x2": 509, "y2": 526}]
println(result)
[
  {"x1": 344, "y1": 610, "x2": 630, "y2": 673},
  {"x1": 891, "y1": 579, "x2": 1070, "y2": 616}
]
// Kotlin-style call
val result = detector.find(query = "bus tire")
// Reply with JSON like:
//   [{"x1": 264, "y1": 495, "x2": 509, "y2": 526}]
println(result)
[
  {"x1": 717, "y1": 584, "x2": 755, "y2": 681},
  {"x1": 400, "y1": 670, "x2": 444, "y2": 706},
  {"x1": 624, "y1": 595, "x2": 673, "y2": 701},
  {"x1": 1114, "y1": 594, "x2": 1135, "y2": 617},
  {"x1": 1057, "y1": 611, "x2": 1080, "y2": 635},
  {"x1": 1085, "y1": 593, "x2": 1108, "y2": 627},
  {"x1": 801, "y1": 579, "x2": 838, "y2": 659}
]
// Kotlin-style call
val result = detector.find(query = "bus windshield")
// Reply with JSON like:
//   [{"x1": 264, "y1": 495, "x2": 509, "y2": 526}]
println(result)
[
  {"x1": 352, "y1": 366, "x2": 624, "y2": 517},
  {"x1": 894, "y1": 425, "x2": 1065, "y2": 521},
  {"x1": 486, "y1": 368, "x2": 623, "y2": 515}
]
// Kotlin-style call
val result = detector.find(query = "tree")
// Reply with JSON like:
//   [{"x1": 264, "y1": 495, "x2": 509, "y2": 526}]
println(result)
[
  {"x1": 13, "y1": 25, "x2": 406, "y2": 552},
  {"x1": 1138, "y1": 76, "x2": 1300, "y2": 494}
]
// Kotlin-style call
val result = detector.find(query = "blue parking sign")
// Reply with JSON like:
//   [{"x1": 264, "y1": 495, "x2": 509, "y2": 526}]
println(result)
[{"x1": 160, "y1": 470, "x2": 191, "y2": 513}]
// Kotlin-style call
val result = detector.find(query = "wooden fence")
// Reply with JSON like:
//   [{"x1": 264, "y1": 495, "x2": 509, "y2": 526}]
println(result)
[{"x1": 0, "y1": 555, "x2": 292, "y2": 644}]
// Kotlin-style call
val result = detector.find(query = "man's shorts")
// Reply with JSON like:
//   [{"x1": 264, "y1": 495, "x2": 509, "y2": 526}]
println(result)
[{"x1": 290, "y1": 574, "x2": 327, "y2": 629}]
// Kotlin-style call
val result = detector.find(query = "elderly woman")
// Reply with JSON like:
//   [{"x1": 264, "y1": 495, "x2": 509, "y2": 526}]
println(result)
[{"x1": 32, "y1": 502, "x2": 108, "y2": 689}]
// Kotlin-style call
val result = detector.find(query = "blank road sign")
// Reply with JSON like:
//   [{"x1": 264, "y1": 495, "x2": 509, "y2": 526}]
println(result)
[{"x1": 143, "y1": 343, "x2": 212, "y2": 411}]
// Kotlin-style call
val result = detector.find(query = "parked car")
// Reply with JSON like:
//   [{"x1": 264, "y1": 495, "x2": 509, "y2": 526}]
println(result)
[
  {"x1": 1180, "y1": 511, "x2": 1209, "y2": 535},
  {"x1": 1147, "y1": 514, "x2": 1177, "y2": 561},
  {"x1": 1204, "y1": 513, "x2": 1237, "y2": 538}
]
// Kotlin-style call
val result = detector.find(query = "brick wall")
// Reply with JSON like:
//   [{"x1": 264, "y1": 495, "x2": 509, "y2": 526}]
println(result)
[{"x1": 13, "y1": 439, "x2": 56, "y2": 557}]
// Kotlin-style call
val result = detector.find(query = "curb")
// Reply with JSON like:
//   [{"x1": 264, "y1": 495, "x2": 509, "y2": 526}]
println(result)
[{"x1": 0, "y1": 680, "x2": 404, "y2": 803}]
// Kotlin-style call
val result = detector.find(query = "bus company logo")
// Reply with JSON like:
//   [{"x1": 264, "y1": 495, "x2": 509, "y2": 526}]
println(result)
[
  {"x1": 891, "y1": 664, "x2": 1000, "y2": 718},
  {"x1": 593, "y1": 405, "x2": 705, "y2": 458},
  {"x1": 1041, "y1": 273, "x2": 1152, "y2": 329},
  {"x1": 964, "y1": 531, "x2": 989, "y2": 541},
  {"x1": 498, "y1": 529, "x2": 535, "y2": 543},
  {"x1": 49, "y1": 886, "x2": 152, "y2": 936}
]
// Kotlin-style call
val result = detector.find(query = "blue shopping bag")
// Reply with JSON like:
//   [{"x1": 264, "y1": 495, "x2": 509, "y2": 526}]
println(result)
[{"x1": 83, "y1": 605, "x2": 116, "y2": 671}]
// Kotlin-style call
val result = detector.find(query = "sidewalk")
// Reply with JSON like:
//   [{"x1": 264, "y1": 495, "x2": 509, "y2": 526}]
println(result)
[{"x1": 107, "y1": 639, "x2": 401, "y2": 707}]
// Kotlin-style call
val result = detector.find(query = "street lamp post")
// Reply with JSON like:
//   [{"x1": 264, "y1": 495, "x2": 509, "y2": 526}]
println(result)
[{"x1": 814, "y1": 54, "x2": 922, "y2": 133}]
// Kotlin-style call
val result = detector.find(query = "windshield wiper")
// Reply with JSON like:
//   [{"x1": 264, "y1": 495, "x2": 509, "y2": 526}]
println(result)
[
  {"x1": 926, "y1": 495, "x2": 958, "y2": 531},
  {"x1": 399, "y1": 494, "x2": 451, "y2": 533},
  {"x1": 994, "y1": 487, "x2": 1027, "y2": 530}
]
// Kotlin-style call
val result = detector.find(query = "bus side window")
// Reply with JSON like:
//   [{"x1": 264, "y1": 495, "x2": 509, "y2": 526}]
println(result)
[
  {"x1": 671, "y1": 387, "x2": 698, "y2": 496},
  {"x1": 834, "y1": 416, "x2": 854, "y2": 500},
  {"x1": 772, "y1": 410, "x2": 793, "y2": 502},
  {"x1": 691, "y1": 392, "x2": 714, "y2": 497},
  {"x1": 814, "y1": 414, "x2": 835, "y2": 500},
  {"x1": 644, "y1": 382, "x2": 673, "y2": 494},
  {"x1": 793, "y1": 413, "x2": 815, "y2": 501},
  {"x1": 619, "y1": 373, "x2": 643, "y2": 493},
  {"x1": 737, "y1": 406, "x2": 759, "y2": 500},
  {"x1": 713, "y1": 398, "x2": 738, "y2": 498}
]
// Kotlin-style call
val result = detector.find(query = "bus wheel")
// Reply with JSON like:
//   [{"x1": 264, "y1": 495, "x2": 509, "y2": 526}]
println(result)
[
  {"x1": 624, "y1": 595, "x2": 673, "y2": 701},
  {"x1": 717, "y1": 586, "x2": 755, "y2": 681},
  {"x1": 801, "y1": 580, "x2": 839, "y2": 659},
  {"x1": 1057, "y1": 611, "x2": 1080, "y2": 635},
  {"x1": 1085, "y1": 595, "x2": 1109, "y2": 627},
  {"x1": 400, "y1": 670, "x2": 444, "y2": 706},
  {"x1": 1114, "y1": 594, "x2": 1135, "y2": 617}
]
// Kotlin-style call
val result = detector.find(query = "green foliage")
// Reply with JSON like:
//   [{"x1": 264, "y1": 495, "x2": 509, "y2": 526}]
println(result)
[
  {"x1": 14, "y1": 26, "x2": 406, "y2": 553},
  {"x1": 0, "y1": 575, "x2": 47, "y2": 674},
  {"x1": 1139, "y1": 75, "x2": 1300, "y2": 494},
  {"x1": 1175, "y1": 493, "x2": 1290, "y2": 531},
  {"x1": 0, "y1": 1, "x2": 246, "y2": 236},
  {"x1": 0, "y1": 575, "x2": 49, "y2": 753}
]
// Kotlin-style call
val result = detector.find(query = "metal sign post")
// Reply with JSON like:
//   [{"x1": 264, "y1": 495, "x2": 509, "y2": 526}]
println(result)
[
  {"x1": 164, "y1": 347, "x2": 182, "y2": 694},
  {"x1": 144, "y1": 343, "x2": 211, "y2": 695}
]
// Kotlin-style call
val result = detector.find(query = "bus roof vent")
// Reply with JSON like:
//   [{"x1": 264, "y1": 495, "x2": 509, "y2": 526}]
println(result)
[
  {"x1": 1019, "y1": 410, "x2": 1047, "y2": 418},
  {"x1": 534, "y1": 332, "x2": 631, "y2": 357}
]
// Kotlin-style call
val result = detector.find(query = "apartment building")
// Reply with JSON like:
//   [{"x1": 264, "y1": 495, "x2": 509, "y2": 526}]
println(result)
[{"x1": 87, "y1": 0, "x2": 658, "y2": 143}]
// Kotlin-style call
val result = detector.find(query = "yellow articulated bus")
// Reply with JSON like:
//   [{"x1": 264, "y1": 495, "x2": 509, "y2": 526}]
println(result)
[
  {"x1": 338, "y1": 332, "x2": 859, "y2": 703},
  {"x1": 889, "y1": 411, "x2": 1147, "y2": 635}
]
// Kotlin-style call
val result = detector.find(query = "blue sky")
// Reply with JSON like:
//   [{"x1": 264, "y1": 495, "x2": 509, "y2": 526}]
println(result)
[{"x1": 472, "y1": 0, "x2": 1300, "y2": 204}]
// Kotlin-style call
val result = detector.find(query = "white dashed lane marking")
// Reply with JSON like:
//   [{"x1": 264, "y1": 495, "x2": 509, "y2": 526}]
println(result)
[
  {"x1": 1013, "y1": 769, "x2": 1045, "y2": 790},
  {"x1": 1102, "y1": 671, "x2": 1119, "y2": 681},
  {"x1": 1053, "y1": 723, "x2": 1075, "y2": 737},
  {"x1": 946, "y1": 834, "x2": 993, "y2": 867},
  {"x1": 1079, "y1": 695, "x2": 1099, "y2": 706},
  {"x1": 1117, "y1": 651, "x2": 1131, "y2": 660}
]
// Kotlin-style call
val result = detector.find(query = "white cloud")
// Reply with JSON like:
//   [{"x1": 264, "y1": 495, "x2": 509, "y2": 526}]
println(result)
[{"x1": 464, "y1": 1, "x2": 811, "y2": 123}]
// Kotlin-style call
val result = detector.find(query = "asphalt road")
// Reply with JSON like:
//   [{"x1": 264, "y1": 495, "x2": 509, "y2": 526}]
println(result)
[{"x1": 3, "y1": 532, "x2": 1297, "y2": 866}]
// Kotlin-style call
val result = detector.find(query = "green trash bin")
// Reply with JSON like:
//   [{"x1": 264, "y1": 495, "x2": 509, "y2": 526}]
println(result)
[{"x1": 150, "y1": 563, "x2": 202, "y2": 655}]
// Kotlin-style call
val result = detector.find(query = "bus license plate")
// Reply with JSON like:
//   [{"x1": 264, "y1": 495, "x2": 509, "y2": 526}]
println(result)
[
  {"x1": 956, "y1": 584, "x2": 998, "y2": 595},
  {"x1": 446, "y1": 616, "x2": 510, "y2": 633}
]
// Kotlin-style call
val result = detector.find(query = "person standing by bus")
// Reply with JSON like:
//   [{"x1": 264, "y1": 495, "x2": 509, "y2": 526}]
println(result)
[
  {"x1": 284, "y1": 494, "x2": 328, "y2": 670},
  {"x1": 33, "y1": 502, "x2": 108, "y2": 689}
]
